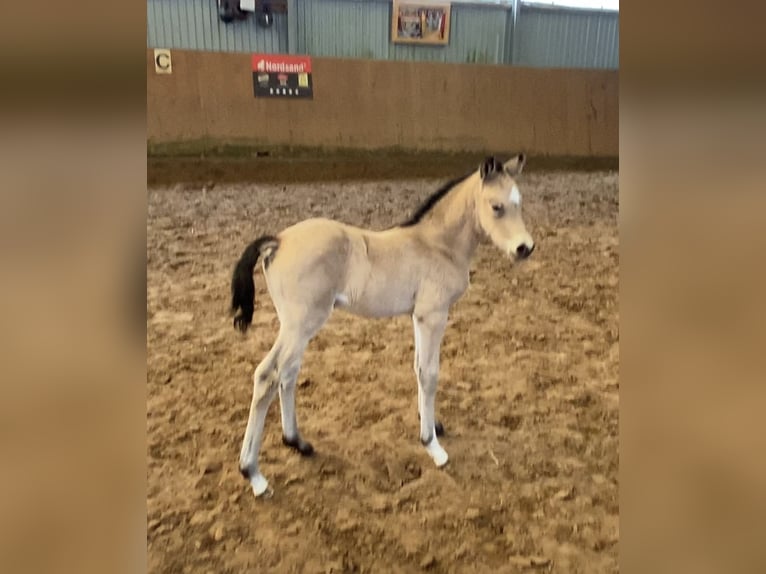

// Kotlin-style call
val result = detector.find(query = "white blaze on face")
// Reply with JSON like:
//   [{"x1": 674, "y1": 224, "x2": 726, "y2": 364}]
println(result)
[{"x1": 509, "y1": 184, "x2": 521, "y2": 206}]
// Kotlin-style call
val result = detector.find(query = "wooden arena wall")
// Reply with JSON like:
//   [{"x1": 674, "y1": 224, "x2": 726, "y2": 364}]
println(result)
[{"x1": 147, "y1": 49, "x2": 618, "y2": 157}]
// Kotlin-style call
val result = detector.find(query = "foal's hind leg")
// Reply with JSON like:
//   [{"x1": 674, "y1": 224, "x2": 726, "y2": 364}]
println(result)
[
  {"x1": 240, "y1": 306, "x2": 331, "y2": 497},
  {"x1": 239, "y1": 345, "x2": 281, "y2": 496},
  {"x1": 274, "y1": 303, "x2": 333, "y2": 450},
  {"x1": 238, "y1": 328, "x2": 314, "y2": 496},
  {"x1": 278, "y1": 335, "x2": 314, "y2": 456}
]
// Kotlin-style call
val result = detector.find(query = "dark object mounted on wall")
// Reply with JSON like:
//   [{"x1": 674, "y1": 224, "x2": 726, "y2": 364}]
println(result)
[
  {"x1": 257, "y1": 2, "x2": 274, "y2": 28},
  {"x1": 217, "y1": 0, "x2": 287, "y2": 25},
  {"x1": 218, "y1": 0, "x2": 248, "y2": 24}
]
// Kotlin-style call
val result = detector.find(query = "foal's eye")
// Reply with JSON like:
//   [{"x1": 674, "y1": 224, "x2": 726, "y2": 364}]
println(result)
[{"x1": 491, "y1": 204, "x2": 505, "y2": 217}]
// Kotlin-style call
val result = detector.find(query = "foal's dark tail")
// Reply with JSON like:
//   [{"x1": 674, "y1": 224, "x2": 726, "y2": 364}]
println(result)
[{"x1": 231, "y1": 235, "x2": 279, "y2": 333}]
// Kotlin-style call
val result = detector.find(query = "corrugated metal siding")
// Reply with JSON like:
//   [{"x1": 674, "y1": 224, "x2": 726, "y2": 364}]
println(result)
[
  {"x1": 513, "y1": 4, "x2": 618, "y2": 69},
  {"x1": 146, "y1": 0, "x2": 618, "y2": 69},
  {"x1": 147, "y1": 0, "x2": 288, "y2": 53},
  {"x1": 295, "y1": 0, "x2": 390, "y2": 60},
  {"x1": 295, "y1": 0, "x2": 510, "y2": 64}
]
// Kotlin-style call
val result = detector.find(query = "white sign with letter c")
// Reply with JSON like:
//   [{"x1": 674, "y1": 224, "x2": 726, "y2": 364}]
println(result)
[{"x1": 154, "y1": 49, "x2": 172, "y2": 74}]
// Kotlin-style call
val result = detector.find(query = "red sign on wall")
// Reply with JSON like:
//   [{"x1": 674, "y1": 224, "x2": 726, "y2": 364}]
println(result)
[{"x1": 252, "y1": 54, "x2": 313, "y2": 99}]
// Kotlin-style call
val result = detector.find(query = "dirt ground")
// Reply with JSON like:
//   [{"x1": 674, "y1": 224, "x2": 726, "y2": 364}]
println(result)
[{"x1": 147, "y1": 168, "x2": 619, "y2": 573}]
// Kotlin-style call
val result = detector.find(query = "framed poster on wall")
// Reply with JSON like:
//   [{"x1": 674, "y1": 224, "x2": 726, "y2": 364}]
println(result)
[{"x1": 391, "y1": 1, "x2": 451, "y2": 46}]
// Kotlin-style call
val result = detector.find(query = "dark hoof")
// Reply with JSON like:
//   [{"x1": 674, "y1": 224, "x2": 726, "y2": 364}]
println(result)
[
  {"x1": 282, "y1": 435, "x2": 314, "y2": 457},
  {"x1": 239, "y1": 466, "x2": 250, "y2": 480}
]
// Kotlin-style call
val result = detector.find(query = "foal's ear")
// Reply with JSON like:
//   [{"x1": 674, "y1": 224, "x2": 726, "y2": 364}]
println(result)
[
  {"x1": 504, "y1": 153, "x2": 526, "y2": 176},
  {"x1": 479, "y1": 156, "x2": 503, "y2": 180}
]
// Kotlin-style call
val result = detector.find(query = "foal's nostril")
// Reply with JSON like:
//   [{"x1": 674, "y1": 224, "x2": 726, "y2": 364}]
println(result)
[{"x1": 516, "y1": 244, "x2": 532, "y2": 259}]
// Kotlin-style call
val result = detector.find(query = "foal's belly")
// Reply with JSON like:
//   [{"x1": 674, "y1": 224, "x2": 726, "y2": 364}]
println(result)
[{"x1": 335, "y1": 280, "x2": 416, "y2": 318}]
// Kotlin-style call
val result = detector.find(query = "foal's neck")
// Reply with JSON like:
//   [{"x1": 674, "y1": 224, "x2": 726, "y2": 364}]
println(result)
[{"x1": 417, "y1": 175, "x2": 481, "y2": 267}]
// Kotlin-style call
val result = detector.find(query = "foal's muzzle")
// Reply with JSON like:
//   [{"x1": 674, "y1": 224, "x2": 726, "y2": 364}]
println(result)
[{"x1": 516, "y1": 243, "x2": 535, "y2": 260}]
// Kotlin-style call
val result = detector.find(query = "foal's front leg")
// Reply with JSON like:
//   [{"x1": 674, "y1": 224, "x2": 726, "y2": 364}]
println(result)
[
  {"x1": 413, "y1": 312, "x2": 449, "y2": 467},
  {"x1": 414, "y1": 317, "x2": 445, "y2": 437}
]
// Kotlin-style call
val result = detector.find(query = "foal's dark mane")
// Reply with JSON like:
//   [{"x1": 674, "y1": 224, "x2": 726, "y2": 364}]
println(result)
[{"x1": 399, "y1": 171, "x2": 472, "y2": 227}]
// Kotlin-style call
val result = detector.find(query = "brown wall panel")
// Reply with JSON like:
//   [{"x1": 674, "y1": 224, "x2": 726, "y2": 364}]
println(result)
[{"x1": 147, "y1": 50, "x2": 618, "y2": 157}]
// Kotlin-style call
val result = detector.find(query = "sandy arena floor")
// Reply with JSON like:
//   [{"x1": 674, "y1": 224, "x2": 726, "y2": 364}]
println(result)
[{"x1": 147, "y1": 170, "x2": 619, "y2": 573}]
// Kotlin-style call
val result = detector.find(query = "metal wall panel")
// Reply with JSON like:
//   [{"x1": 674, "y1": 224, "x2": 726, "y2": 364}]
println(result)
[
  {"x1": 294, "y1": 0, "x2": 510, "y2": 64},
  {"x1": 513, "y1": 3, "x2": 618, "y2": 69},
  {"x1": 147, "y1": 0, "x2": 288, "y2": 53},
  {"x1": 295, "y1": 0, "x2": 390, "y2": 60},
  {"x1": 146, "y1": 0, "x2": 618, "y2": 69}
]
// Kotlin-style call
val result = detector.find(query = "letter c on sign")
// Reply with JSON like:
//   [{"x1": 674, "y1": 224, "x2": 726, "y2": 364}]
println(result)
[
  {"x1": 156, "y1": 54, "x2": 169, "y2": 69},
  {"x1": 154, "y1": 49, "x2": 172, "y2": 74}
]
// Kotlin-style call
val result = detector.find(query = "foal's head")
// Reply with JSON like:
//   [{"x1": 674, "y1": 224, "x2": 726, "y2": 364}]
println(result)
[{"x1": 475, "y1": 154, "x2": 535, "y2": 261}]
